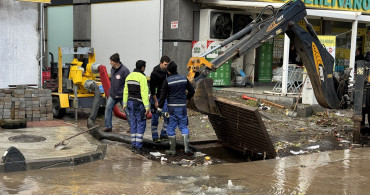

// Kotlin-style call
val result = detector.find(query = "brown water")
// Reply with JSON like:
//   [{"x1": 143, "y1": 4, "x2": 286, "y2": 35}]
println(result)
[{"x1": 2, "y1": 143, "x2": 370, "y2": 194}]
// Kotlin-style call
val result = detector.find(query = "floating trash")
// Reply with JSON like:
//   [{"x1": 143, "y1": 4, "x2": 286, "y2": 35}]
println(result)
[{"x1": 307, "y1": 145, "x2": 320, "y2": 150}]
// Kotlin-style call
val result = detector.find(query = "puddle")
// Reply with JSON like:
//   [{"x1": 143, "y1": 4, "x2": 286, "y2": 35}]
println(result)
[{"x1": 3, "y1": 145, "x2": 370, "y2": 194}]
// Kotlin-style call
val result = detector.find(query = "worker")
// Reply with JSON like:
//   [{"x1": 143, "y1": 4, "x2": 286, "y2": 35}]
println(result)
[
  {"x1": 123, "y1": 60, "x2": 150, "y2": 154},
  {"x1": 149, "y1": 56, "x2": 171, "y2": 143},
  {"x1": 355, "y1": 48, "x2": 365, "y2": 61},
  {"x1": 103, "y1": 53, "x2": 130, "y2": 132},
  {"x1": 158, "y1": 61, "x2": 195, "y2": 156}
]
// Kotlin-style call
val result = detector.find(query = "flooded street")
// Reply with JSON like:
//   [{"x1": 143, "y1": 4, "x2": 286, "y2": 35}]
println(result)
[{"x1": 2, "y1": 142, "x2": 370, "y2": 194}]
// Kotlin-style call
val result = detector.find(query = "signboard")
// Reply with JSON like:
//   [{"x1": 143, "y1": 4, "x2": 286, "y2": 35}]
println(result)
[
  {"x1": 263, "y1": 0, "x2": 370, "y2": 13},
  {"x1": 191, "y1": 41, "x2": 207, "y2": 57},
  {"x1": 16, "y1": 0, "x2": 50, "y2": 3},
  {"x1": 171, "y1": 21, "x2": 178, "y2": 29},
  {"x1": 318, "y1": 35, "x2": 336, "y2": 59}
]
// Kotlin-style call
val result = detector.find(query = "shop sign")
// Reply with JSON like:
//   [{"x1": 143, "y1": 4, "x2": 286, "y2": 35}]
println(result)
[
  {"x1": 16, "y1": 0, "x2": 50, "y2": 3},
  {"x1": 318, "y1": 35, "x2": 336, "y2": 58},
  {"x1": 264, "y1": 0, "x2": 370, "y2": 13}
]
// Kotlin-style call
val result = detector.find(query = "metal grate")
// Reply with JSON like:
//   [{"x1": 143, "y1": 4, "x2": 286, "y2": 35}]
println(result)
[{"x1": 208, "y1": 97, "x2": 277, "y2": 159}]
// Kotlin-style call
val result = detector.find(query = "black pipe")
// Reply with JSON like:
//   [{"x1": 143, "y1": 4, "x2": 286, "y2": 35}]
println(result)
[
  {"x1": 87, "y1": 82, "x2": 100, "y2": 128},
  {"x1": 90, "y1": 127, "x2": 198, "y2": 151}
]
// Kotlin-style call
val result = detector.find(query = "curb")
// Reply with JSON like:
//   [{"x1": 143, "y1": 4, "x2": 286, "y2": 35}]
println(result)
[{"x1": 0, "y1": 144, "x2": 107, "y2": 173}]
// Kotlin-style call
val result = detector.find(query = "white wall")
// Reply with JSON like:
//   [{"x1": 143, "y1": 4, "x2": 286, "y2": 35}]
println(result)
[
  {"x1": 91, "y1": 0, "x2": 160, "y2": 75},
  {"x1": 0, "y1": 1, "x2": 39, "y2": 88}
]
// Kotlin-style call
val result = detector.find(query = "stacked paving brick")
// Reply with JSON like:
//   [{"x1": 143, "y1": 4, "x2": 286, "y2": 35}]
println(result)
[{"x1": 0, "y1": 86, "x2": 53, "y2": 121}]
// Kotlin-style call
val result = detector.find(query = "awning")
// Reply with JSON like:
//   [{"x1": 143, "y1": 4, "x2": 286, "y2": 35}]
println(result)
[
  {"x1": 16, "y1": 0, "x2": 50, "y2": 3},
  {"x1": 201, "y1": 0, "x2": 368, "y2": 22}
]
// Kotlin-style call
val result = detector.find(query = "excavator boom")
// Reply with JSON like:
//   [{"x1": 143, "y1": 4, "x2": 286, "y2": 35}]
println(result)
[
  {"x1": 186, "y1": 0, "x2": 352, "y2": 156},
  {"x1": 188, "y1": 0, "x2": 347, "y2": 114}
]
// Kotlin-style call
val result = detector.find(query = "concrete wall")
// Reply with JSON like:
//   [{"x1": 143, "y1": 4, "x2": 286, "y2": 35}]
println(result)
[
  {"x1": 73, "y1": 0, "x2": 91, "y2": 47},
  {"x1": 0, "y1": 1, "x2": 39, "y2": 88},
  {"x1": 163, "y1": 0, "x2": 200, "y2": 76}
]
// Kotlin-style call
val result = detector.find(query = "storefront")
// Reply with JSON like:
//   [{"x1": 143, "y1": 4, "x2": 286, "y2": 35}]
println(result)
[{"x1": 199, "y1": 0, "x2": 370, "y2": 96}]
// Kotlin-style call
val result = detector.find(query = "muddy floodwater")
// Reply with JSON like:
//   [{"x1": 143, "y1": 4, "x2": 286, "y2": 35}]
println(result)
[{"x1": 2, "y1": 143, "x2": 370, "y2": 194}]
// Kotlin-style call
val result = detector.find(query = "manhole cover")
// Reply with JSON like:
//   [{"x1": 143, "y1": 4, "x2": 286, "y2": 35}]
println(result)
[{"x1": 9, "y1": 134, "x2": 46, "y2": 143}]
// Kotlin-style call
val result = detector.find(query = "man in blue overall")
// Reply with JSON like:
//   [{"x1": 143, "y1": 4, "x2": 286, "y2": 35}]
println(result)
[
  {"x1": 150, "y1": 56, "x2": 170, "y2": 143},
  {"x1": 158, "y1": 61, "x2": 195, "y2": 155},
  {"x1": 123, "y1": 60, "x2": 150, "y2": 154}
]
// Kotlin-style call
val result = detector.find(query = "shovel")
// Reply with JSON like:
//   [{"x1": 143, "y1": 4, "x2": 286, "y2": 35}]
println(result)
[{"x1": 54, "y1": 125, "x2": 100, "y2": 150}]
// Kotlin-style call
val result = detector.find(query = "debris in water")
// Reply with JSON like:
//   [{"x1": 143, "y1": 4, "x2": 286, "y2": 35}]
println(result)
[
  {"x1": 194, "y1": 152, "x2": 206, "y2": 157},
  {"x1": 335, "y1": 112, "x2": 344, "y2": 117},
  {"x1": 203, "y1": 156, "x2": 213, "y2": 165},
  {"x1": 306, "y1": 145, "x2": 320, "y2": 150},
  {"x1": 150, "y1": 152, "x2": 165, "y2": 158},
  {"x1": 228, "y1": 180, "x2": 233, "y2": 188},
  {"x1": 290, "y1": 150, "x2": 306, "y2": 155}
]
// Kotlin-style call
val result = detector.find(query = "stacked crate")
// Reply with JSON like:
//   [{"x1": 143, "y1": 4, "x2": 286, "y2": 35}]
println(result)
[{"x1": 0, "y1": 86, "x2": 53, "y2": 121}]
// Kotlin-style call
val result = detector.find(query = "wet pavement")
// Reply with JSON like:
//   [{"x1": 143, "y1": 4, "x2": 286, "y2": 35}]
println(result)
[
  {"x1": 0, "y1": 85, "x2": 365, "y2": 194},
  {"x1": 0, "y1": 120, "x2": 105, "y2": 172},
  {"x1": 2, "y1": 142, "x2": 370, "y2": 194}
]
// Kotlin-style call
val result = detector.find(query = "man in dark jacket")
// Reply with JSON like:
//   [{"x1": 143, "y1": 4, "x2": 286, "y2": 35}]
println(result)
[
  {"x1": 149, "y1": 56, "x2": 170, "y2": 143},
  {"x1": 158, "y1": 61, "x2": 195, "y2": 155},
  {"x1": 103, "y1": 53, "x2": 130, "y2": 132}
]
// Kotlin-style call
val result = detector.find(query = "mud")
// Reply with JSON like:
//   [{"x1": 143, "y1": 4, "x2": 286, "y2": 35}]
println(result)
[{"x1": 63, "y1": 89, "x2": 355, "y2": 161}]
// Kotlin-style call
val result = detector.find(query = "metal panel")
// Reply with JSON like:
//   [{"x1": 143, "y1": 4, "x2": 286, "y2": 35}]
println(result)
[
  {"x1": 47, "y1": 6, "x2": 74, "y2": 66},
  {"x1": 208, "y1": 97, "x2": 276, "y2": 159},
  {"x1": 91, "y1": 1, "x2": 160, "y2": 73}
]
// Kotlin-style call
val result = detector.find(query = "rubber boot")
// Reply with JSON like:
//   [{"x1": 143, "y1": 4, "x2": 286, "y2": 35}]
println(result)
[
  {"x1": 183, "y1": 134, "x2": 193, "y2": 156},
  {"x1": 165, "y1": 136, "x2": 176, "y2": 156}
]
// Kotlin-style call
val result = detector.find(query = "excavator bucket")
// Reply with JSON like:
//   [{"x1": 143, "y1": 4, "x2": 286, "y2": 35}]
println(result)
[{"x1": 190, "y1": 78, "x2": 220, "y2": 115}]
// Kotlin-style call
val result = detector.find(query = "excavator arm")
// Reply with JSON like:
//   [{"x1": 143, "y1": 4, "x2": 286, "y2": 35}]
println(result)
[{"x1": 187, "y1": 0, "x2": 348, "y2": 114}]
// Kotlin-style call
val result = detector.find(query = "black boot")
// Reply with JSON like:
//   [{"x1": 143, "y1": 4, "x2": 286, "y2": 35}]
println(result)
[
  {"x1": 165, "y1": 136, "x2": 176, "y2": 156},
  {"x1": 183, "y1": 134, "x2": 193, "y2": 156}
]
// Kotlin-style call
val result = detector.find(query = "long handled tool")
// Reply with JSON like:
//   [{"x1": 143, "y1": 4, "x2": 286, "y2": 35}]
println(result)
[{"x1": 54, "y1": 125, "x2": 100, "y2": 150}]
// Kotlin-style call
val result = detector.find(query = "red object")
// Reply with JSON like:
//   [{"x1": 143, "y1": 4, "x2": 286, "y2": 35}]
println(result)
[
  {"x1": 242, "y1": 94, "x2": 257, "y2": 101},
  {"x1": 98, "y1": 65, "x2": 151, "y2": 120},
  {"x1": 42, "y1": 68, "x2": 51, "y2": 84}
]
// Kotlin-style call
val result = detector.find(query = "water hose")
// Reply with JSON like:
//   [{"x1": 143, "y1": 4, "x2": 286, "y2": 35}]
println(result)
[{"x1": 85, "y1": 80, "x2": 101, "y2": 128}]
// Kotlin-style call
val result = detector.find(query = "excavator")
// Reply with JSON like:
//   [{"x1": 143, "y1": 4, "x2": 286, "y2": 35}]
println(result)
[{"x1": 185, "y1": 0, "x2": 367, "y2": 158}]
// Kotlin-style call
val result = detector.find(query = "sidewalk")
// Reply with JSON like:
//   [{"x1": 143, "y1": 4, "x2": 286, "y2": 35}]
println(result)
[
  {"x1": 213, "y1": 85, "x2": 298, "y2": 107},
  {"x1": 0, "y1": 120, "x2": 106, "y2": 173}
]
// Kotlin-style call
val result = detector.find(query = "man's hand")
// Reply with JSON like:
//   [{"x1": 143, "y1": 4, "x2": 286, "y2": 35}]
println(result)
[
  {"x1": 145, "y1": 109, "x2": 150, "y2": 116},
  {"x1": 153, "y1": 96, "x2": 159, "y2": 108},
  {"x1": 123, "y1": 106, "x2": 126, "y2": 110}
]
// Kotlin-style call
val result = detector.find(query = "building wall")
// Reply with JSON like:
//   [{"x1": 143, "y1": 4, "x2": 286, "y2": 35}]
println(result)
[
  {"x1": 47, "y1": 5, "x2": 74, "y2": 65},
  {"x1": 163, "y1": 0, "x2": 200, "y2": 76},
  {"x1": 91, "y1": 0, "x2": 161, "y2": 73},
  {"x1": 0, "y1": 1, "x2": 39, "y2": 88}
]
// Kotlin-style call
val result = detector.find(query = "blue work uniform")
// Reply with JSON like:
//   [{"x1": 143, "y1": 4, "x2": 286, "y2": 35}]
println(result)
[
  {"x1": 158, "y1": 74, "x2": 195, "y2": 136},
  {"x1": 124, "y1": 69, "x2": 150, "y2": 149}
]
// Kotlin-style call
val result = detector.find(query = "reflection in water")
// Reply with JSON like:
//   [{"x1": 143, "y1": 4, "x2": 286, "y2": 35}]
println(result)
[
  {"x1": 343, "y1": 149, "x2": 350, "y2": 195},
  {"x1": 0, "y1": 176, "x2": 40, "y2": 195},
  {"x1": 3, "y1": 146, "x2": 370, "y2": 194},
  {"x1": 273, "y1": 157, "x2": 286, "y2": 194}
]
